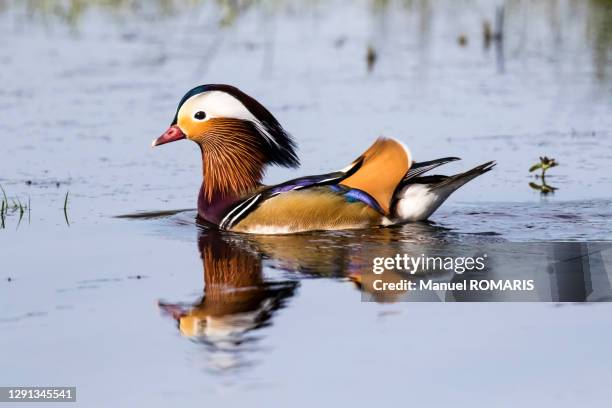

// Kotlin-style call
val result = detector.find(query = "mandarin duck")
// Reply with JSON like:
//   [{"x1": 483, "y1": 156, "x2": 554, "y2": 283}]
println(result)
[{"x1": 153, "y1": 84, "x2": 494, "y2": 234}]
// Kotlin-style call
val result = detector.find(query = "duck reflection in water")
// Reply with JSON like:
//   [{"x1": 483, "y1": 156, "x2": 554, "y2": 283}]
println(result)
[
  {"x1": 158, "y1": 230, "x2": 298, "y2": 372},
  {"x1": 157, "y1": 224, "x2": 448, "y2": 346},
  {"x1": 157, "y1": 225, "x2": 431, "y2": 370}
]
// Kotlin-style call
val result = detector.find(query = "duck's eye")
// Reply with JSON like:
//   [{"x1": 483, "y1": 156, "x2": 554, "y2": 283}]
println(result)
[{"x1": 194, "y1": 111, "x2": 206, "y2": 120}]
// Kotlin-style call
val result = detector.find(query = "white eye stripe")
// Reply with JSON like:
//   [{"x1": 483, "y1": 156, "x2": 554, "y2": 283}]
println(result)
[
  {"x1": 180, "y1": 91, "x2": 280, "y2": 147},
  {"x1": 183, "y1": 91, "x2": 253, "y2": 121}
]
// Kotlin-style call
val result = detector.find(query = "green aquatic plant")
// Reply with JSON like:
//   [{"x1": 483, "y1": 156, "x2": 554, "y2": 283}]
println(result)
[
  {"x1": 528, "y1": 156, "x2": 558, "y2": 195},
  {"x1": 529, "y1": 156, "x2": 558, "y2": 178},
  {"x1": 0, "y1": 185, "x2": 30, "y2": 229},
  {"x1": 0, "y1": 184, "x2": 7, "y2": 207},
  {"x1": 1, "y1": 184, "x2": 8, "y2": 228},
  {"x1": 16, "y1": 197, "x2": 25, "y2": 226},
  {"x1": 64, "y1": 191, "x2": 70, "y2": 226},
  {"x1": 0, "y1": 185, "x2": 71, "y2": 229}
]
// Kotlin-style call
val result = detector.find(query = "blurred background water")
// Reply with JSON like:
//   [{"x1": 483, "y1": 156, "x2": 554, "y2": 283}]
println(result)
[{"x1": 1, "y1": 1, "x2": 612, "y2": 406}]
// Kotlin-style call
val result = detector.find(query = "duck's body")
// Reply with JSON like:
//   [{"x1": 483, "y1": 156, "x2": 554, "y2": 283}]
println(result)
[
  {"x1": 228, "y1": 187, "x2": 383, "y2": 234},
  {"x1": 153, "y1": 84, "x2": 494, "y2": 235}
]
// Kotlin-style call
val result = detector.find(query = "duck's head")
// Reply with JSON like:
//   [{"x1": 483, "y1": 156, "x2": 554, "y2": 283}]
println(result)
[{"x1": 153, "y1": 84, "x2": 299, "y2": 201}]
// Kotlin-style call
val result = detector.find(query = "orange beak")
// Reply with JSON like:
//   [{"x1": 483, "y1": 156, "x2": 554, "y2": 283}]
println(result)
[{"x1": 152, "y1": 125, "x2": 186, "y2": 147}]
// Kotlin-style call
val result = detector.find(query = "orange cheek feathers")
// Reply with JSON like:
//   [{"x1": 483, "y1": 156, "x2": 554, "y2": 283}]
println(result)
[{"x1": 177, "y1": 116, "x2": 211, "y2": 141}]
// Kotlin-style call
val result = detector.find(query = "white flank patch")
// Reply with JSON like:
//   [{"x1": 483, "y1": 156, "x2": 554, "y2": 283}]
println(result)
[{"x1": 395, "y1": 183, "x2": 451, "y2": 222}]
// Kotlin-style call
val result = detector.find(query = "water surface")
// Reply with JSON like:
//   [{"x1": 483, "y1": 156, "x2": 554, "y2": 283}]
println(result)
[{"x1": 1, "y1": 1, "x2": 612, "y2": 406}]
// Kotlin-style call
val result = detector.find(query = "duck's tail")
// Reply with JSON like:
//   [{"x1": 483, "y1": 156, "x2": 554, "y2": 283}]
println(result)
[{"x1": 392, "y1": 160, "x2": 496, "y2": 222}]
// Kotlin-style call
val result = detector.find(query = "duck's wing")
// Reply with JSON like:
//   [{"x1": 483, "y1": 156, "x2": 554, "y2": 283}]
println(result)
[
  {"x1": 219, "y1": 138, "x2": 410, "y2": 231},
  {"x1": 219, "y1": 167, "x2": 359, "y2": 230}
]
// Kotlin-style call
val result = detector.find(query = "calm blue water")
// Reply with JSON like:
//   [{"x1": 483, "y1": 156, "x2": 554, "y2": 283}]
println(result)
[{"x1": 1, "y1": 1, "x2": 612, "y2": 406}]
